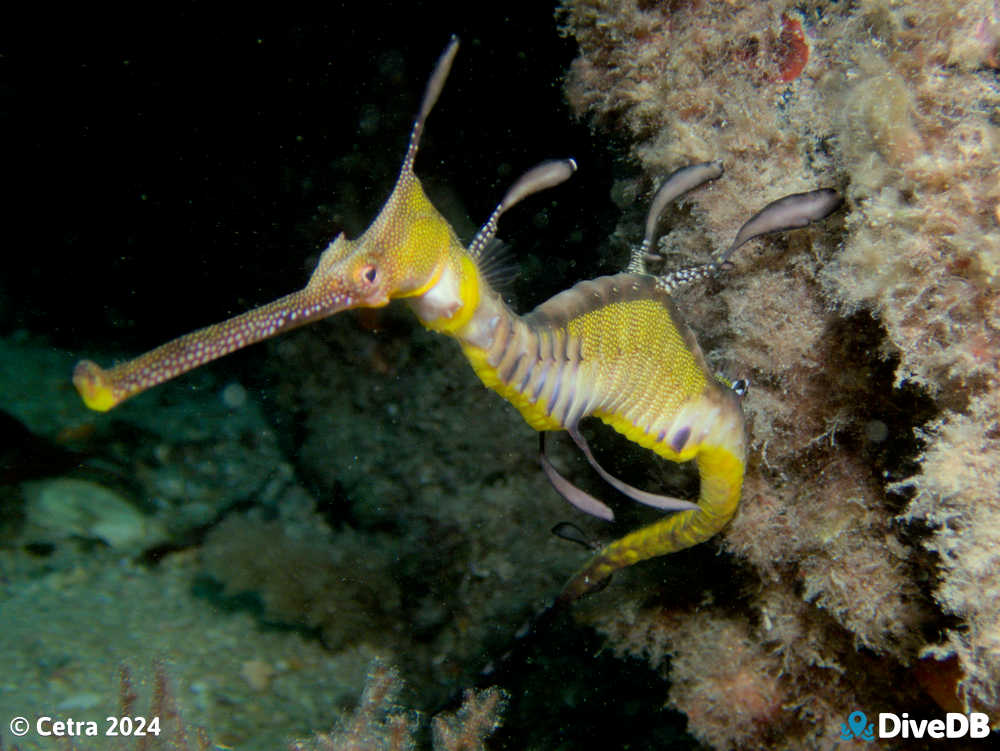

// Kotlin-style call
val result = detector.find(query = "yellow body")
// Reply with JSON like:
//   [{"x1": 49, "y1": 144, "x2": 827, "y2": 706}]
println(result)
[
  {"x1": 73, "y1": 38, "x2": 747, "y2": 604},
  {"x1": 440, "y1": 269, "x2": 746, "y2": 602}
]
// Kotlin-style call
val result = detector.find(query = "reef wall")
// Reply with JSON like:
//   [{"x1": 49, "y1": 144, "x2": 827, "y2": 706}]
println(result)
[{"x1": 559, "y1": 0, "x2": 998, "y2": 747}]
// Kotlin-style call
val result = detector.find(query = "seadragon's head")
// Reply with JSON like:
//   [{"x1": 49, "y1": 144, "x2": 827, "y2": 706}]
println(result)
[{"x1": 74, "y1": 39, "x2": 470, "y2": 412}]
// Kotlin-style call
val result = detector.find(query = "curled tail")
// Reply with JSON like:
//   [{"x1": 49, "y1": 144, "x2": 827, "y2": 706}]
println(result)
[{"x1": 557, "y1": 441, "x2": 744, "y2": 605}]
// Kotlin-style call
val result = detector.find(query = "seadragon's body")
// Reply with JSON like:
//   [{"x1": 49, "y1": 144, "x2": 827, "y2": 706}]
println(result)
[
  {"x1": 416, "y1": 259, "x2": 746, "y2": 603},
  {"x1": 73, "y1": 38, "x2": 839, "y2": 603}
]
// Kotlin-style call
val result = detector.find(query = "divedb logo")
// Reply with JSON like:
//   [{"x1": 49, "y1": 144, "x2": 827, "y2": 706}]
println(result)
[
  {"x1": 879, "y1": 712, "x2": 991, "y2": 740},
  {"x1": 841, "y1": 709, "x2": 992, "y2": 741}
]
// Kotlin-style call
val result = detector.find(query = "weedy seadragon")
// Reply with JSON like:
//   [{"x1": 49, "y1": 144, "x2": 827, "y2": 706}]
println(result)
[{"x1": 74, "y1": 38, "x2": 840, "y2": 603}]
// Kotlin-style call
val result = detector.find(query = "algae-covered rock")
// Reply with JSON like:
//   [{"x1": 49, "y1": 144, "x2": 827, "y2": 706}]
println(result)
[
  {"x1": 22, "y1": 477, "x2": 167, "y2": 552},
  {"x1": 559, "y1": 0, "x2": 999, "y2": 744}
]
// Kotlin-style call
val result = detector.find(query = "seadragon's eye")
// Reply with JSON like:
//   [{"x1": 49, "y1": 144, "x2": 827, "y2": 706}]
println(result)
[
  {"x1": 731, "y1": 379, "x2": 749, "y2": 398},
  {"x1": 360, "y1": 264, "x2": 377, "y2": 284}
]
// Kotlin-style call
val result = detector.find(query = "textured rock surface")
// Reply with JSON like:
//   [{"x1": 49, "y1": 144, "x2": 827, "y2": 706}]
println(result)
[{"x1": 559, "y1": 0, "x2": 999, "y2": 745}]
